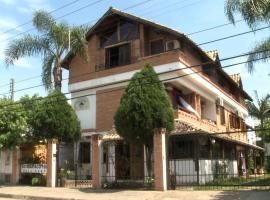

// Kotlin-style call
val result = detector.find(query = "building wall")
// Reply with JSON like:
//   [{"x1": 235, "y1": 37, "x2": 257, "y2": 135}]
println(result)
[
  {"x1": 0, "y1": 150, "x2": 12, "y2": 184},
  {"x1": 96, "y1": 87, "x2": 125, "y2": 132},
  {"x1": 68, "y1": 16, "x2": 250, "y2": 141}
]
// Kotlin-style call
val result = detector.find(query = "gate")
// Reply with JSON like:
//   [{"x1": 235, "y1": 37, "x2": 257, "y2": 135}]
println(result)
[
  {"x1": 101, "y1": 140, "x2": 154, "y2": 189},
  {"x1": 58, "y1": 141, "x2": 92, "y2": 188}
]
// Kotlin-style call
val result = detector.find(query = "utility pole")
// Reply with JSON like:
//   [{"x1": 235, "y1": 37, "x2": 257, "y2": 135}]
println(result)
[{"x1": 9, "y1": 78, "x2": 14, "y2": 102}]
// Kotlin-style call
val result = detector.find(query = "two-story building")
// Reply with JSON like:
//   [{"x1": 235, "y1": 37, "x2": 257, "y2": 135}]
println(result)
[{"x1": 61, "y1": 8, "x2": 264, "y2": 187}]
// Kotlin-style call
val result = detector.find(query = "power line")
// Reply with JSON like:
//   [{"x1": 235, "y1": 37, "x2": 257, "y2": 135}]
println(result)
[
  {"x1": 0, "y1": 0, "x2": 155, "y2": 87},
  {"x1": 0, "y1": 0, "x2": 156, "y2": 44},
  {"x1": 0, "y1": 2, "x2": 268, "y2": 89},
  {"x1": 1, "y1": 0, "x2": 83, "y2": 35},
  {"x1": 198, "y1": 25, "x2": 270, "y2": 46},
  {"x1": 187, "y1": 19, "x2": 244, "y2": 36},
  {"x1": 0, "y1": 0, "x2": 107, "y2": 44},
  {"x1": 0, "y1": 53, "x2": 269, "y2": 112},
  {"x1": 1, "y1": 38, "x2": 270, "y2": 97}
]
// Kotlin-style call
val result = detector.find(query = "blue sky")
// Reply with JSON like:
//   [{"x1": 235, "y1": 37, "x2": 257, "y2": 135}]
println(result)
[{"x1": 0, "y1": 0, "x2": 269, "y2": 107}]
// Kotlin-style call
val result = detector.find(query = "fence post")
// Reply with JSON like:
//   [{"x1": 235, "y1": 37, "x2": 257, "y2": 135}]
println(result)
[
  {"x1": 92, "y1": 135, "x2": 102, "y2": 189},
  {"x1": 11, "y1": 149, "x2": 19, "y2": 185},
  {"x1": 153, "y1": 128, "x2": 167, "y2": 191},
  {"x1": 46, "y1": 139, "x2": 57, "y2": 187}
]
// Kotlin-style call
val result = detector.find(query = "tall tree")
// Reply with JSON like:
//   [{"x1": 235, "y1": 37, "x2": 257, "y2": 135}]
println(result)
[
  {"x1": 5, "y1": 10, "x2": 89, "y2": 90},
  {"x1": 114, "y1": 64, "x2": 174, "y2": 176},
  {"x1": 31, "y1": 89, "x2": 81, "y2": 142},
  {"x1": 225, "y1": 0, "x2": 270, "y2": 73},
  {"x1": 246, "y1": 91, "x2": 270, "y2": 142},
  {"x1": 0, "y1": 98, "x2": 28, "y2": 149}
]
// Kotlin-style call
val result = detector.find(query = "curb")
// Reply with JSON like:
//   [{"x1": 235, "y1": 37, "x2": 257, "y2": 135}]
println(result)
[{"x1": 0, "y1": 193, "x2": 85, "y2": 200}]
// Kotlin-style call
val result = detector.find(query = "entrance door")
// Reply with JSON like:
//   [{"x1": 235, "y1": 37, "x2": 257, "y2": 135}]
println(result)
[{"x1": 115, "y1": 142, "x2": 130, "y2": 179}]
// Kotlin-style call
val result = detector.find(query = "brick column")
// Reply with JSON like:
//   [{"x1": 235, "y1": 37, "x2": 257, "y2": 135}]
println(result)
[
  {"x1": 47, "y1": 139, "x2": 57, "y2": 187},
  {"x1": 153, "y1": 128, "x2": 167, "y2": 191},
  {"x1": 11, "y1": 149, "x2": 19, "y2": 185},
  {"x1": 92, "y1": 135, "x2": 101, "y2": 189}
]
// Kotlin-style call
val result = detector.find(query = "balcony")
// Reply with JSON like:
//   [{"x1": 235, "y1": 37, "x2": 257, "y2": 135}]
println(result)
[{"x1": 174, "y1": 109, "x2": 218, "y2": 133}]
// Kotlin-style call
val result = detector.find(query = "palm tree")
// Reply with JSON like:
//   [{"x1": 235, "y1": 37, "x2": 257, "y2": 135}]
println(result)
[
  {"x1": 246, "y1": 91, "x2": 270, "y2": 142},
  {"x1": 225, "y1": 0, "x2": 270, "y2": 73},
  {"x1": 5, "y1": 10, "x2": 89, "y2": 90}
]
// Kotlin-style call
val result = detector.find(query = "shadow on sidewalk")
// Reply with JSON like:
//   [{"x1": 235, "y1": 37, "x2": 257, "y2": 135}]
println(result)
[{"x1": 212, "y1": 190, "x2": 270, "y2": 200}]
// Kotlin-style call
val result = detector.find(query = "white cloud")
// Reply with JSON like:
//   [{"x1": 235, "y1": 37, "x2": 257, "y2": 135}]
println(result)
[
  {"x1": 0, "y1": 0, "x2": 16, "y2": 5},
  {"x1": 13, "y1": 58, "x2": 32, "y2": 68},
  {"x1": 17, "y1": 0, "x2": 52, "y2": 14},
  {"x1": 0, "y1": 17, "x2": 22, "y2": 32}
]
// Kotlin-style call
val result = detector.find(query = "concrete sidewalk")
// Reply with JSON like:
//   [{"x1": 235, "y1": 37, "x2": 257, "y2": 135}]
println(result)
[{"x1": 0, "y1": 186, "x2": 270, "y2": 200}]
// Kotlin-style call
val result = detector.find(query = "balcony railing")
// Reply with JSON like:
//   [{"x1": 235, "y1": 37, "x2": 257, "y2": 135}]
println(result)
[
  {"x1": 174, "y1": 109, "x2": 218, "y2": 133},
  {"x1": 174, "y1": 109, "x2": 248, "y2": 142}
]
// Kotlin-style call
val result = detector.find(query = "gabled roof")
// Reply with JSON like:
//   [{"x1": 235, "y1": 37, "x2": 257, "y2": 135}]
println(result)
[
  {"x1": 206, "y1": 50, "x2": 251, "y2": 101},
  {"x1": 62, "y1": 7, "x2": 214, "y2": 68},
  {"x1": 62, "y1": 7, "x2": 252, "y2": 101}
]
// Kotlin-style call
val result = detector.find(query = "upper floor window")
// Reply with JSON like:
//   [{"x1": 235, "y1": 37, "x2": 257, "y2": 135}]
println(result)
[
  {"x1": 100, "y1": 20, "x2": 138, "y2": 48},
  {"x1": 105, "y1": 43, "x2": 131, "y2": 68},
  {"x1": 120, "y1": 21, "x2": 139, "y2": 41},
  {"x1": 100, "y1": 26, "x2": 118, "y2": 47},
  {"x1": 150, "y1": 39, "x2": 164, "y2": 55}
]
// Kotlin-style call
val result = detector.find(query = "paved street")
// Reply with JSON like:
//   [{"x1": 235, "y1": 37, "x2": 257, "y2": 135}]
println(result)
[{"x1": 0, "y1": 186, "x2": 269, "y2": 200}]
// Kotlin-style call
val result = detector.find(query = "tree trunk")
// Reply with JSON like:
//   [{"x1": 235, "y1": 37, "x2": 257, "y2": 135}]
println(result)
[
  {"x1": 53, "y1": 65, "x2": 62, "y2": 90},
  {"x1": 145, "y1": 143, "x2": 153, "y2": 178}
]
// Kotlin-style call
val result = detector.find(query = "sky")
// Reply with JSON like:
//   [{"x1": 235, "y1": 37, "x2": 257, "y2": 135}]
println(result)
[{"x1": 0, "y1": 0, "x2": 269, "y2": 117}]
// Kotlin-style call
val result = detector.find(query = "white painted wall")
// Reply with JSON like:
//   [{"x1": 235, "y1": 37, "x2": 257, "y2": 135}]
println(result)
[
  {"x1": 169, "y1": 159, "x2": 238, "y2": 185},
  {"x1": 0, "y1": 150, "x2": 12, "y2": 174},
  {"x1": 71, "y1": 90, "x2": 96, "y2": 130}
]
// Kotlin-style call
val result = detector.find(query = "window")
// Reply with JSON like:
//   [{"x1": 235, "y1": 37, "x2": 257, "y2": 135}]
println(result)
[
  {"x1": 100, "y1": 26, "x2": 118, "y2": 47},
  {"x1": 79, "y1": 142, "x2": 91, "y2": 164},
  {"x1": 120, "y1": 21, "x2": 139, "y2": 41},
  {"x1": 150, "y1": 39, "x2": 164, "y2": 55},
  {"x1": 229, "y1": 114, "x2": 241, "y2": 129},
  {"x1": 169, "y1": 139, "x2": 194, "y2": 159},
  {"x1": 220, "y1": 106, "x2": 225, "y2": 125},
  {"x1": 100, "y1": 21, "x2": 139, "y2": 48},
  {"x1": 212, "y1": 140, "x2": 222, "y2": 159},
  {"x1": 105, "y1": 43, "x2": 131, "y2": 68},
  {"x1": 224, "y1": 143, "x2": 236, "y2": 160}
]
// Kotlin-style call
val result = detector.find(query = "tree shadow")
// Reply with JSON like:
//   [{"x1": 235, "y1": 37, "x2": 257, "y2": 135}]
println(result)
[{"x1": 212, "y1": 190, "x2": 270, "y2": 200}]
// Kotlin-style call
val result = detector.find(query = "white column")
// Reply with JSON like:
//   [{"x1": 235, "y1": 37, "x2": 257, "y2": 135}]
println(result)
[{"x1": 47, "y1": 139, "x2": 57, "y2": 187}]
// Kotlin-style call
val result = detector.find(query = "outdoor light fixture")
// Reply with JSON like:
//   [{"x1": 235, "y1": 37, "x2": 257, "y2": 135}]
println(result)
[{"x1": 210, "y1": 138, "x2": 216, "y2": 144}]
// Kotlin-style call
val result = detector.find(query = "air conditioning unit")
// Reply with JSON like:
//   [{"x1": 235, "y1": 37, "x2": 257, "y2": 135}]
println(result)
[
  {"x1": 165, "y1": 40, "x2": 180, "y2": 51},
  {"x1": 216, "y1": 97, "x2": 224, "y2": 106}
]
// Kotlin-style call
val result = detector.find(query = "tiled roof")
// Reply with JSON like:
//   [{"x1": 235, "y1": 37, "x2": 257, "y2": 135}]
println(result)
[
  {"x1": 206, "y1": 50, "x2": 218, "y2": 61},
  {"x1": 230, "y1": 73, "x2": 241, "y2": 87}
]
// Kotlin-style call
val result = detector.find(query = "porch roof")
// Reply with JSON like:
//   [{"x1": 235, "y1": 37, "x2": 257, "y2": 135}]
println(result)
[{"x1": 171, "y1": 131, "x2": 264, "y2": 151}]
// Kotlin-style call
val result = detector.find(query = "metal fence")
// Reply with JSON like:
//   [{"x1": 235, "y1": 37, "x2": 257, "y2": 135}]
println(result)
[
  {"x1": 101, "y1": 141, "x2": 154, "y2": 189},
  {"x1": 167, "y1": 134, "x2": 270, "y2": 190}
]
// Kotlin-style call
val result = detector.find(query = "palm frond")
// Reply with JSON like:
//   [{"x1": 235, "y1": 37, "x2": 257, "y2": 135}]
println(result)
[
  {"x1": 42, "y1": 53, "x2": 55, "y2": 90},
  {"x1": 225, "y1": 0, "x2": 270, "y2": 29},
  {"x1": 246, "y1": 36, "x2": 270, "y2": 73},
  {"x1": 5, "y1": 35, "x2": 53, "y2": 66},
  {"x1": 70, "y1": 25, "x2": 91, "y2": 62},
  {"x1": 33, "y1": 10, "x2": 56, "y2": 33}
]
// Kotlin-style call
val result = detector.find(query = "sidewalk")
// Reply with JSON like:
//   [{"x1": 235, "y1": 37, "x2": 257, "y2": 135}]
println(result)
[{"x1": 0, "y1": 186, "x2": 269, "y2": 200}]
